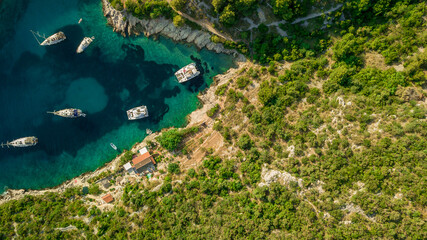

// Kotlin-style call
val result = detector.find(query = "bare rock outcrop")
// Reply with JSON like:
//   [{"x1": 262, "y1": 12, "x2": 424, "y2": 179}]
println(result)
[{"x1": 102, "y1": 0, "x2": 244, "y2": 59}]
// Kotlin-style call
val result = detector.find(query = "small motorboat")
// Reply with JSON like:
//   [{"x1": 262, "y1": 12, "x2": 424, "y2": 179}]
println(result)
[
  {"x1": 110, "y1": 143, "x2": 117, "y2": 151},
  {"x1": 146, "y1": 129, "x2": 153, "y2": 135}
]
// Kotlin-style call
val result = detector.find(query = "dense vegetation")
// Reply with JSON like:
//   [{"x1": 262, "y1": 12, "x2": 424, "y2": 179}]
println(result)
[
  {"x1": 1, "y1": 0, "x2": 426, "y2": 239},
  {"x1": 109, "y1": 0, "x2": 173, "y2": 19}
]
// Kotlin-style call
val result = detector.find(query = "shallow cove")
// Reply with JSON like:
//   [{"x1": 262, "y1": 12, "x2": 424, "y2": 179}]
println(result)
[{"x1": 0, "y1": 0, "x2": 235, "y2": 192}]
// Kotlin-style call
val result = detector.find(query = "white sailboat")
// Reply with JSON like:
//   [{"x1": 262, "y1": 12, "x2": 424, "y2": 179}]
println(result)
[
  {"x1": 47, "y1": 108, "x2": 86, "y2": 118},
  {"x1": 127, "y1": 106, "x2": 149, "y2": 120},
  {"x1": 31, "y1": 30, "x2": 66, "y2": 46},
  {"x1": 1, "y1": 136, "x2": 38, "y2": 148},
  {"x1": 76, "y1": 36, "x2": 95, "y2": 53}
]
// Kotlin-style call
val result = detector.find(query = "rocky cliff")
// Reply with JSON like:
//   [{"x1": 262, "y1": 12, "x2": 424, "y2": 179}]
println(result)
[{"x1": 102, "y1": 0, "x2": 244, "y2": 59}]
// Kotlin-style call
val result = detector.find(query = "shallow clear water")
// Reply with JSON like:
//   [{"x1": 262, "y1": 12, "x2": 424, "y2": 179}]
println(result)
[{"x1": 0, "y1": 0, "x2": 234, "y2": 192}]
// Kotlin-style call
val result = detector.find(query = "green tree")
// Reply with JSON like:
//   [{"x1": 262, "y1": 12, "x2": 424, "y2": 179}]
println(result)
[
  {"x1": 168, "y1": 163, "x2": 180, "y2": 174},
  {"x1": 219, "y1": 5, "x2": 236, "y2": 27},
  {"x1": 212, "y1": 0, "x2": 227, "y2": 14},
  {"x1": 156, "y1": 129, "x2": 183, "y2": 151},
  {"x1": 170, "y1": 0, "x2": 186, "y2": 10},
  {"x1": 238, "y1": 134, "x2": 254, "y2": 150},
  {"x1": 173, "y1": 15, "x2": 185, "y2": 27}
]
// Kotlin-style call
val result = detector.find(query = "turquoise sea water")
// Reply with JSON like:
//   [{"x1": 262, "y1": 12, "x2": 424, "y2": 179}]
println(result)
[{"x1": 0, "y1": 0, "x2": 234, "y2": 192}]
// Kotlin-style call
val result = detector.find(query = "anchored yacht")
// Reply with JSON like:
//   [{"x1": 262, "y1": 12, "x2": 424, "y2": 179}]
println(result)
[
  {"x1": 175, "y1": 63, "x2": 200, "y2": 83},
  {"x1": 47, "y1": 108, "x2": 86, "y2": 118},
  {"x1": 76, "y1": 36, "x2": 95, "y2": 53},
  {"x1": 127, "y1": 106, "x2": 148, "y2": 120},
  {"x1": 1, "y1": 137, "x2": 38, "y2": 148},
  {"x1": 31, "y1": 30, "x2": 66, "y2": 46}
]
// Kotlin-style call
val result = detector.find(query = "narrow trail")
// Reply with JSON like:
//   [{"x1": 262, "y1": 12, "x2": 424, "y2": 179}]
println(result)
[
  {"x1": 244, "y1": 4, "x2": 343, "y2": 36},
  {"x1": 166, "y1": 2, "x2": 342, "y2": 39},
  {"x1": 291, "y1": 4, "x2": 343, "y2": 24}
]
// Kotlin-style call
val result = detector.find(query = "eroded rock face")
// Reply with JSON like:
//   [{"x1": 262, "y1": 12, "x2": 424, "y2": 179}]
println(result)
[
  {"x1": 101, "y1": 0, "x2": 242, "y2": 58},
  {"x1": 258, "y1": 167, "x2": 303, "y2": 188}
]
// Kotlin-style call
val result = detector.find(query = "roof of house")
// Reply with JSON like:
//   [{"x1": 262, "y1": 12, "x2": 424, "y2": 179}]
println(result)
[
  {"x1": 138, "y1": 147, "x2": 148, "y2": 155},
  {"x1": 102, "y1": 194, "x2": 114, "y2": 203},
  {"x1": 132, "y1": 152, "x2": 156, "y2": 170},
  {"x1": 123, "y1": 162, "x2": 133, "y2": 171}
]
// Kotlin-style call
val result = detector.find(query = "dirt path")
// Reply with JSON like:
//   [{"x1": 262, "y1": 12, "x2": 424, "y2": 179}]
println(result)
[
  {"x1": 291, "y1": 4, "x2": 343, "y2": 24},
  {"x1": 166, "y1": 0, "x2": 234, "y2": 41},
  {"x1": 245, "y1": 4, "x2": 343, "y2": 37}
]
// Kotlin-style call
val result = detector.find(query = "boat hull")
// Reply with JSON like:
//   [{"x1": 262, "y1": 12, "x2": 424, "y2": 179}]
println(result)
[
  {"x1": 2, "y1": 137, "x2": 38, "y2": 148},
  {"x1": 40, "y1": 32, "x2": 66, "y2": 46},
  {"x1": 76, "y1": 37, "x2": 94, "y2": 53},
  {"x1": 127, "y1": 106, "x2": 149, "y2": 120},
  {"x1": 48, "y1": 108, "x2": 86, "y2": 118},
  {"x1": 175, "y1": 63, "x2": 201, "y2": 83}
]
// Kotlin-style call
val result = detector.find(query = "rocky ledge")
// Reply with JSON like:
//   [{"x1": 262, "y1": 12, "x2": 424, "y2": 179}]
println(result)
[{"x1": 102, "y1": 0, "x2": 244, "y2": 59}]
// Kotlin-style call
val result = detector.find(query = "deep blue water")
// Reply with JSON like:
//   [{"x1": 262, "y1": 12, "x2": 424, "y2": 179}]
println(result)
[{"x1": 0, "y1": 0, "x2": 234, "y2": 192}]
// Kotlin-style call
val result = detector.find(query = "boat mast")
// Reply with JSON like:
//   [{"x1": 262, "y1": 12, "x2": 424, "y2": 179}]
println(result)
[{"x1": 30, "y1": 30, "x2": 45, "y2": 45}]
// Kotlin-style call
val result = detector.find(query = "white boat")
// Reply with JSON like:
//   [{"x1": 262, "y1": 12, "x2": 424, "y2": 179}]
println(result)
[
  {"x1": 110, "y1": 143, "x2": 117, "y2": 150},
  {"x1": 47, "y1": 108, "x2": 86, "y2": 118},
  {"x1": 175, "y1": 63, "x2": 200, "y2": 83},
  {"x1": 1, "y1": 136, "x2": 38, "y2": 148},
  {"x1": 76, "y1": 36, "x2": 94, "y2": 53},
  {"x1": 31, "y1": 30, "x2": 66, "y2": 46},
  {"x1": 78, "y1": 18, "x2": 83, "y2": 24},
  {"x1": 127, "y1": 106, "x2": 148, "y2": 120}
]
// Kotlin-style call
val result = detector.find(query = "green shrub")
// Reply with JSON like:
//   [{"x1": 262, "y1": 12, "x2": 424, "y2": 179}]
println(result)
[
  {"x1": 168, "y1": 163, "x2": 180, "y2": 174},
  {"x1": 236, "y1": 76, "x2": 250, "y2": 89},
  {"x1": 215, "y1": 83, "x2": 228, "y2": 96},
  {"x1": 238, "y1": 134, "x2": 254, "y2": 150},
  {"x1": 207, "y1": 104, "x2": 220, "y2": 117}
]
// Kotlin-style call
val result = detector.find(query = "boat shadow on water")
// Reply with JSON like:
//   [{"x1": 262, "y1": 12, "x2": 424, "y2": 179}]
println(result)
[{"x1": 2, "y1": 24, "x2": 178, "y2": 159}]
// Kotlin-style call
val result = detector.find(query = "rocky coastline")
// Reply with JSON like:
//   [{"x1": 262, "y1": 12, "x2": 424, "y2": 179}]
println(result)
[
  {"x1": 101, "y1": 0, "x2": 244, "y2": 60},
  {"x1": 0, "y1": 60, "x2": 247, "y2": 205},
  {"x1": 0, "y1": 0, "x2": 248, "y2": 206}
]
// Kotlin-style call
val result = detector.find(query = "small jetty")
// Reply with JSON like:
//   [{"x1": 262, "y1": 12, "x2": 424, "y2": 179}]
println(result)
[
  {"x1": 76, "y1": 36, "x2": 95, "y2": 53},
  {"x1": 30, "y1": 30, "x2": 66, "y2": 46},
  {"x1": 47, "y1": 108, "x2": 86, "y2": 118},
  {"x1": 175, "y1": 63, "x2": 200, "y2": 83},
  {"x1": 1, "y1": 136, "x2": 38, "y2": 148},
  {"x1": 127, "y1": 106, "x2": 149, "y2": 120}
]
